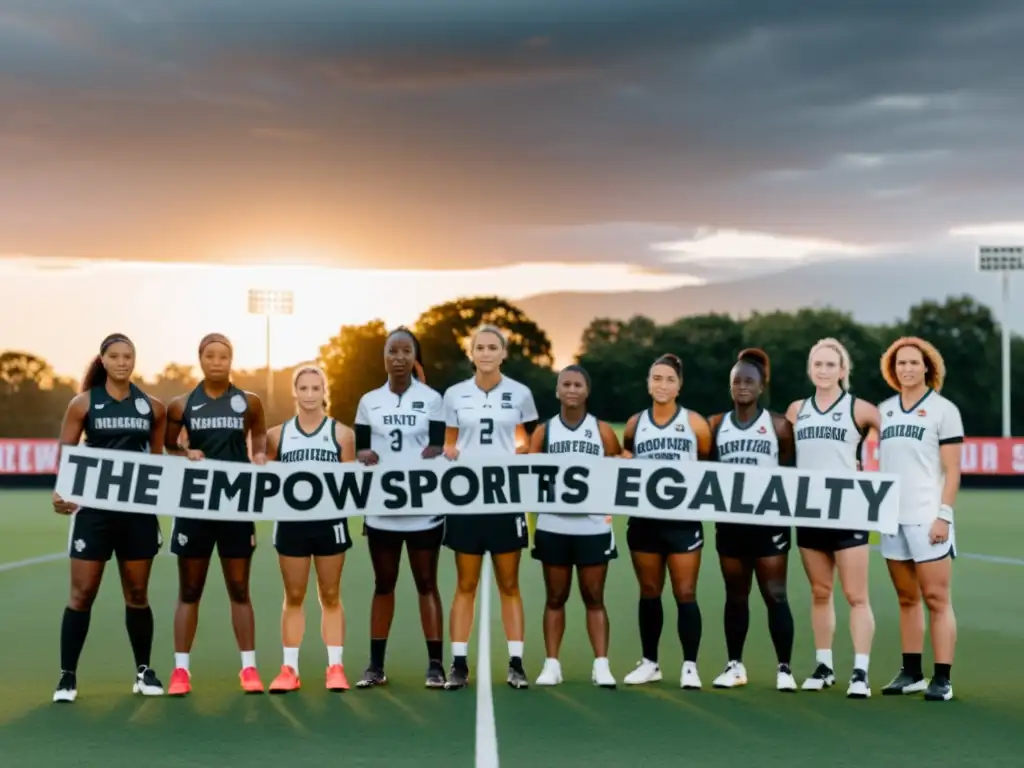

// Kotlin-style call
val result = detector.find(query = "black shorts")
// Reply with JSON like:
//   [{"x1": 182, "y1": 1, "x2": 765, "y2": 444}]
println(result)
[
  {"x1": 68, "y1": 508, "x2": 162, "y2": 562},
  {"x1": 274, "y1": 519, "x2": 352, "y2": 558},
  {"x1": 365, "y1": 522, "x2": 444, "y2": 552},
  {"x1": 443, "y1": 513, "x2": 528, "y2": 556},
  {"x1": 531, "y1": 528, "x2": 617, "y2": 567},
  {"x1": 797, "y1": 527, "x2": 869, "y2": 553},
  {"x1": 626, "y1": 517, "x2": 704, "y2": 556},
  {"x1": 715, "y1": 522, "x2": 791, "y2": 559},
  {"x1": 170, "y1": 518, "x2": 256, "y2": 560}
]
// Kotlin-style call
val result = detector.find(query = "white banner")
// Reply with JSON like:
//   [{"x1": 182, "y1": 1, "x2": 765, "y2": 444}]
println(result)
[{"x1": 54, "y1": 446, "x2": 901, "y2": 534}]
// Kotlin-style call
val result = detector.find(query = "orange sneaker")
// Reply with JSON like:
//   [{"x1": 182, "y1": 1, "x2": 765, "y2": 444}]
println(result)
[
  {"x1": 239, "y1": 666, "x2": 264, "y2": 694},
  {"x1": 325, "y1": 664, "x2": 350, "y2": 692},
  {"x1": 168, "y1": 668, "x2": 191, "y2": 697},
  {"x1": 269, "y1": 665, "x2": 300, "y2": 694}
]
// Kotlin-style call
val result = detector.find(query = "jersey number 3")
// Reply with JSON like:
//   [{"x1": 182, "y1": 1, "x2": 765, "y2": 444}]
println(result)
[
  {"x1": 480, "y1": 418, "x2": 494, "y2": 445},
  {"x1": 389, "y1": 429, "x2": 402, "y2": 452}
]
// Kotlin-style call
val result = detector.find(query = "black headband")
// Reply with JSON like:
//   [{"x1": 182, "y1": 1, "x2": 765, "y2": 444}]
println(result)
[
  {"x1": 100, "y1": 334, "x2": 134, "y2": 354},
  {"x1": 199, "y1": 333, "x2": 232, "y2": 355}
]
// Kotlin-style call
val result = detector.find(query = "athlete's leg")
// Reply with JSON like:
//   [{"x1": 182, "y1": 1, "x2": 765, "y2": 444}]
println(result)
[
  {"x1": 630, "y1": 551, "x2": 667, "y2": 664},
  {"x1": 450, "y1": 552, "x2": 483, "y2": 646},
  {"x1": 407, "y1": 539, "x2": 444, "y2": 664},
  {"x1": 278, "y1": 554, "x2": 312, "y2": 661},
  {"x1": 367, "y1": 529, "x2": 402, "y2": 672},
  {"x1": 577, "y1": 564, "x2": 610, "y2": 659},
  {"x1": 719, "y1": 555, "x2": 754, "y2": 663},
  {"x1": 492, "y1": 550, "x2": 525, "y2": 645},
  {"x1": 118, "y1": 558, "x2": 156, "y2": 671},
  {"x1": 542, "y1": 563, "x2": 574, "y2": 659},
  {"x1": 799, "y1": 547, "x2": 836, "y2": 662},
  {"x1": 916, "y1": 556, "x2": 955, "y2": 674},
  {"x1": 220, "y1": 556, "x2": 256, "y2": 654},
  {"x1": 174, "y1": 557, "x2": 211, "y2": 655},
  {"x1": 886, "y1": 559, "x2": 924, "y2": 660},
  {"x1": 835, "y1": 545, "x2": 874, "y2": 661},
  {"x1": 314, "y1": 553, "x2": 346, "y2": 662},
  {"x1": 666, "y1": 550, "x2": 702, "y2": 665},
  {"x1": 61, "y1": 559, "x2": 105, "y2": 675},
  {"x1": 753, "y1": 554, "x2": 794, "y2": 667}
]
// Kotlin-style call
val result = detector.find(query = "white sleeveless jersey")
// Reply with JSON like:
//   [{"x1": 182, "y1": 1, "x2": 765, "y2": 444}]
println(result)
[
  {"x1": 632, "y1": 407, "x2": 699, "y2": 462},
  {"x1": 443, "y1": 376, "x2": 538, "y2": 457},
  {"x1": 355, "y1": 378, "x2": 444, "y2": 532},
  {"x1": 536, "y1": 413, "x2": 610, "y2": 536},
  {"x1": 278, "y1": 416, "x2": 341, "y2": 464},
  {"x1": 878, "y1": 389, "x2": 964, "y2": 525},
  {"x1": 714, "y1": 409, "x2": 779, "y2": 467},
  {"x1": 793, "y1": 392, "x2": 862, "y2": 472}
]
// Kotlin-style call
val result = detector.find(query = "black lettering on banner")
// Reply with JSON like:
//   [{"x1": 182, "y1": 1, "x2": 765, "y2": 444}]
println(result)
[
  {"x1": 324, "y1": 471, "x2": 372, "y2": 510},
  {"x1": 284, "y1": 471, "x2": 323, "y2": 512},
  {"x1": 441, "y1": 466, "x2": 479, "y2": 506},
  {"x1": 381, "y1": 471, "x2": 407, "y2": 509},
  {"x1": 97, "y1": 458, "x2": 136, "y2": 503},
  {"x1": 729, "y1": 473, "x2": 754, "y2": 515},
  {"x1": 408, "y1": 470, "x2": 439, "y2": 508},
  {"x1": 793, "y1": 476, "x2": 822, "y2": 520},
  {"x1": 532, "y1": 466, "x2": 558, "y2": 504},
  {"x1": 754, "y1": 475, "x2": 791, "y2": 518},
  {"x1": 614, "y1": 467, "x2": 642, "y2": 507},
  {"x1": 133, "y1": 463, "x2": 162, "y2": 506},
  {"x1": 824, "y1": 477, "x2": 855, "y2": 520},
  {"x1": 67, "y1": 454, "x2": 100, "y2": 495},
  {"x1": 209, "y1": 470, "x2": 253, "y2": 512},
  {"x1": 482, "y1": 466, "x2": 507, "y2": 504},
  {"x1": 689, "y1": 471, "x2": 726, "y2": 512},
  {"x1": 253, "y1": 473, "x2": 282, "y2": 513},
  {"x1": 645, "y1": 467, "x2": 686, "y2": 511},
  {"x1": 561, "y1": 465, "x2": 588, "y2": 504},
  {"x1": 506, "y1": 465, "x2": 528, "y2": 504},
  {"x1": 857, "y1": 479, "x2": 893, "y2": 523},
  {"x1": 180, "y1": 469, "x2": 209, "y2": 510}
]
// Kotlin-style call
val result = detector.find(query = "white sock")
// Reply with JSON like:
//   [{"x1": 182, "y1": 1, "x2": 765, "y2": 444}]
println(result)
[
  {"x1": 174, "y1": 653, "x2": 190, "y2": 672},
  {"x1": 508, "y1": 641, "x2": 524, "y2": 659},
  {"x1": 593, "y1": 657, "x2": 609, "y2": 669},
  {"x1": 327, "y1": 646, "x2": 343, "y2": 666},
  {"x1": 241, "y1": 650, "x2": 256, "y2": 669},
  {"x1": 452, "y1": 642, "x2": 468, "y2": 658},
  {"x1": 854, "y1": 653, "x2": 870, "y2": 673},
  {"x1": 283, "y1": 647, "x2": 299, "y2": 670},
  {"x1": 816, "y1": 649, "x2": 834, "y2": 669}
]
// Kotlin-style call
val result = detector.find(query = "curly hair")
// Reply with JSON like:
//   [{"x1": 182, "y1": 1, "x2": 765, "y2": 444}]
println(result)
[{"x1": 880, "y1": 336, "x2": 946, "y2": 393}]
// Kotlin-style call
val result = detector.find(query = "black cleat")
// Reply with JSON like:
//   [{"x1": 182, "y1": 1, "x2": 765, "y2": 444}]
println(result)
[
  {"x1": 355, "y1": 665, "x2": 388, "y2": 689},
  {"x1": 801, "y1": 663, "x2": 836, "y2": 691},
  {"x1": 133, "y1": 666, "x2": 165, "y2": 696},
  {"x1": 445, "y1": 663, "x2": 470, "y2": 690},
  {"x1": 52, "y1": 670, "x2": 77, "y2": 703},
  {"x1": 425, "y1": 661, "x2": 447, "y2": 689},
  {"x1": 924, "y1": 677, "x2": 953, "y2": 702},
  {"x1": 881, "y1": 668, "x2": 927, "y2": 696},
  {"x1": 507, "y1": 658, "x2": 529, "y2": 690}
]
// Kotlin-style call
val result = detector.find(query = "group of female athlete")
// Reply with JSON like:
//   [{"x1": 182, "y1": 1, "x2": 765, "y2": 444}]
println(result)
[{"x1": 50, "y1": 324, "x2": 962, "y2": 705}]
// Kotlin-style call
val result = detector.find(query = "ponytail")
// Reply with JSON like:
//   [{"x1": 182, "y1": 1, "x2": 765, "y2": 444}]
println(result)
[
  {"x1": 81, "y1": 333, "x2": 135, "y2": 393},
  {"x1": 737, "y1": 347, "x2": 770, "y2": 385},
  {"x1": 387, "y1": 327, "x2": 426, "y2": 383}
]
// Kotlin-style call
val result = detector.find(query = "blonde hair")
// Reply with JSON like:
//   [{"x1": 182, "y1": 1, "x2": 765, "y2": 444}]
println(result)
[
  {"x1": 880, "y1": 336, "x2": 946, "y2": 393},
  {"x1": 467, "y1": 323, "x2": 507, "y2": 353},
  {"x1": 808, "y1": 338, "x2": 852, "y2": 390},
  {"x1": 292, "y1": 364, "x2": 329, "y2": 408}
]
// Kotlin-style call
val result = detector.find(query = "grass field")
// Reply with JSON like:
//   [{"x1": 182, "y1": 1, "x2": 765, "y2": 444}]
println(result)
[{"x1": 2, "y1": 489, "x2": 1024, "y2": 767}]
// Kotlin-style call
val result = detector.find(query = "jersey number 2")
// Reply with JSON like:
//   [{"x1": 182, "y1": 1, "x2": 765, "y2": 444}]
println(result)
[
  {"x1": 480, "y1": 418, "x2": 494, "y2": 445},
  {"x1": 389, "y1": 429, "x2": 402, "y2": 452}
]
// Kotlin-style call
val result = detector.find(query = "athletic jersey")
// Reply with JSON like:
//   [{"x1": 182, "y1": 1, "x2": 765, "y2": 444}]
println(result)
[
  {"x1": 183, "y1": 382, "x2": 250, "y2": 463},
  {"x1": 443, "y1": 376, "x2": 538, "y2": 457},
  {"x1": 84, "y1": 383, "x2": 153, "y2": 453},
  {"x1": 878, "y1": 389, "x2": 964, "y2": 525},
  {"x1": 713, "y1": 408, "x2": 779, "y2": 467},
  {"x1": 536, "y1": 413, "x2": 609, "y2": 535},
  {"x1": 793, "y1": 392, "x2": 863, "y2": 472},
  {"x1": 632, "y1": 406, "x2": 699, "y2": 462},
  {"x1": 277, "y1": 416, "x2": 341, "y2": 464},
  {"x1": 355, "y1": 379, "x2": 445, "y2": 531}
]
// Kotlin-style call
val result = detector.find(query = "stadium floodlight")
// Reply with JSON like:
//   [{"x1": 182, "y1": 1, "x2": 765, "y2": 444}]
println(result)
[
  {"x1": 247, "y1": 289, "x2": 295, "y2": 404},
  {"x1": 976, "y1": 246, "x2": 1022, "y2": 437}
]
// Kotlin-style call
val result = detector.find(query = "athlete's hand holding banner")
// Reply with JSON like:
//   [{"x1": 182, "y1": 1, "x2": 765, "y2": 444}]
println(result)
[{"x1": 55, "y1": 445, "x2": 901, "y2": 534}]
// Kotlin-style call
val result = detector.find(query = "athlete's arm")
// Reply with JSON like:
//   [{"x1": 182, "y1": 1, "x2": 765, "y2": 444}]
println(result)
[
  {"x1": 514, "y1": 424, "x2": 531, "y2": 454},
  {"x1": 52, "y1": 393, "x2": 89, "y2": 514},
  {"x1": 353, "y1": 395, "x2": 378, "y2": 464},
  {"x1": 246, "y1": 392, "x2": 268, "y2": 464},
  {"x1": 773, "y1": 413, "x2": 796, "y2": 467},
  {"x1": 784, "y1": 400, "x2": 802, "y2": 426},
  {"x1": 517, "y1": 388, "x2": 540, "y2": 454},
  {"x1": 528, "y1": 422, "x2": 547, "y2": 454},
  {"x1": 853, "y1": 398, "x2": 881, "y2": 435},
  {"x1": 688, "y1": 411, "x2": 713, "y2": 460},
  {"x1": 442, "y1": 388, "x2": 460, "y2": 459},
  {"x1": 266, "y1": 424, "x2": 283, "y2": 461},
  {"x1": 706, "y1": 413, "x2": 724, "y2": 461},
  {"x1": 336, "y1": 422, "x2": 356, "y2": 463},
  {"x1": 598, "y1": 420, "x2": 622, "y2": 457},
  {"x1": 164, "y1": 396, "x2": 191, "y2": 457},
  {"x1": 936, "y1": 400, "x2": 965, "y2": 534},
  {"x1": 424, "y1": 392, "x2": 445, "y2": 459},
  {"x1": 620, "y1": 413, "x2": 640, "y2": 458},
  {"x1": 148, "y1": 397, "x2": 168, "y2": 455}
]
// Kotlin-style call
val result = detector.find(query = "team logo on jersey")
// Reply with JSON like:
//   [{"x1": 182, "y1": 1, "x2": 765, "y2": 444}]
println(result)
[
  {"x1": 502, "y1": 392, "x2": 512, "y2": 402},
  {"x1": 675, "y1": 423, "x2": 686, "y2": 432},
  {"x1": 585, "y1": 429, "x2": 593, "y2": 439},
  {"x1": 886, "y1": 410, "x2": 893, "y2": 417},
  {"x1": 135, "y1": 398, "x2": 151, "y2": 416},
  {"x1": 917, "y1": 409, "x2": 927, "y2": 417},
  {"x1": 230, "y1": 393, "x2": 247, "y2": 413},
  {"x1": 412, "y1": 401, "x2": 424, "y2": 411},
  {"x1": 758, "y1": 425, "x2": 767, "y2": 434}
]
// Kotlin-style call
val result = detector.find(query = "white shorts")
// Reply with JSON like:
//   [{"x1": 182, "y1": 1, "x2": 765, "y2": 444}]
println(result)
[{"x1": 880, "y1": 522, "x2": 956, "y2": 563}]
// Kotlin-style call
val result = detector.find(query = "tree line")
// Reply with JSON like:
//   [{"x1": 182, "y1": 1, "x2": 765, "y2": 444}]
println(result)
[{"x1": 2, "y1": 294, "x2": 1022, "y2": 439}]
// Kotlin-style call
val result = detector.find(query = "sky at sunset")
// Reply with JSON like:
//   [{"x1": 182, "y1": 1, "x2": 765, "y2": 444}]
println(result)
[{"x1": 3, "y1": 1, "x2": 1024, "y2": 377}]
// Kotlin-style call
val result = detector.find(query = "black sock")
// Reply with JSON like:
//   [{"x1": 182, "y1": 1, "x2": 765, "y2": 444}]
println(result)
[
  {"x1": 60, "y1": 607, "x2": 92, "y2": 673},
  {"x1": 724, "y1": 600, "x2": 749, "y2": 661},
  {"x1": 453, "y1": 654, "x2": 469, "y2": 671},
  {"x1": 370, "y1": 638, "x2": 388, "y2": 669},
  {"x1": 676, "y1": 601, "x2": 702, "y2": 663},
  {"x1": 766, "y1": 599, "x2": 794, "y2": 666},
  {"x1": 638, "y1": 596, "x2": 663, "y2": 662},
  {"x1": 426, "y1": 640, "x2": 443, "y2": 665},
  {"x1": 934, "y1": 663, "x2": 951, "y2": 681},
  {"x1": 903, "y1": 652, "x2": 923, "y2": 678},
  {"x1": 125, "y1": 606, "x2": 154, "y2": 669}
]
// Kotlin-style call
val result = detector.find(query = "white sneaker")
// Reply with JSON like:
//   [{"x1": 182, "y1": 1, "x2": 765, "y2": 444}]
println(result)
[
  {"x1": 623, "y1": 659, "x2": 662, "y2": 685},
  {"x1": 777, "y1": 664, "x2": 798, "y2": 692},
  {"x1": 712, "y1": 661, "x2": 747, "y2": 689},
  {"x1": 846, "y1": 669, "x2": 870, "y2": 699},
  {"x1": 592, "y1": 659, "x2": 616, "y2": 688},
  {"x1": 801, "y1": 662, "x2": 836, "y2": 691},
  {"x1": 535, "y1": 658, "x2": 563, "y2": 686},
  {"x1": 680, "y1": 661, "x2": 702, "y2": 690}
]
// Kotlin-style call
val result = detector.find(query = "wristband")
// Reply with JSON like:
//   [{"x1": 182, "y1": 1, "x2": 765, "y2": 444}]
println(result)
[{"x1": 937, "y1": 504, "x2": 954, "y2": 523}]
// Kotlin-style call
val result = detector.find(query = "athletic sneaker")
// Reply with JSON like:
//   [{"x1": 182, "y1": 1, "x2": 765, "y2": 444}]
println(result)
[
  {"x1": 446, "y1": 663, "x2": 470, "y2": 690},
  {"x1": 881, "y1": 668, "x2": 928, "y2": 696},
  {"x1": 924, "y1": 677, "x2": 953, "y2": 702},
  {"x1": 133, "y1": 666, "x2": 165, "y2": 696},
  {"x1": 777, "y1": 664, "x2": 798, "y2": 692},
  {"x1": 846, "y1": 668, "x2": 870, "y2": 699},
  {"x1": 680, "y1": 661, "x2": 701, "y2": 690},
  {"x1": 801, "y1": 663, "x2": 836, "y2": 691},
  {"x1": 712, "y1": 661, "x2": 748, "y2": 689},
  {"x1": 623, "y1": 659, "x2": 662, "y2": 685},
  {"x1": 356, "y1": 665, "x2": 387, "y2": 689},
  {"x1": 325, "y1": 664, "x2": 349, "y2": 691},
  {"x1": 167, "y1": 667, "x2": 191, "y2": 696},
  {"x1": 239, "y1": 666, "x2": 264, "y2": 694},
  {"x1": 269, "y1": 665, "x2": 300, "y2": 694},
  {"x1": 425, "y1": 661, "x2": 447, "y2": 689},
  {"x1": 592, "y1": 659, "x2": 616, "y2": 688},
  {"x1": 507, "y1": 659, "x2": 529, "y2": 689},
  {"x1": 52, "y1": 671, "x2": 77, "y2": 703},
  {"x1": 535, "y1": 658, "x2": 563, "y2": 686}
]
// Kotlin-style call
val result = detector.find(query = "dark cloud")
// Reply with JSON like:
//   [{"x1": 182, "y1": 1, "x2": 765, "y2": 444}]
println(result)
[{"x1": 1, "y1": 0, "x2": 1024, "y2": 269}]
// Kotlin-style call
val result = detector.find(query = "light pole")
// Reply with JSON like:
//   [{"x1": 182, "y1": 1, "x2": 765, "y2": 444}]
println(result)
[
  {"x1": 977, "y1": 245, "x2": 1022, "y2": 437},
  {"x1": 247, "y1": 288, "x2": 295, "y2": 406}
]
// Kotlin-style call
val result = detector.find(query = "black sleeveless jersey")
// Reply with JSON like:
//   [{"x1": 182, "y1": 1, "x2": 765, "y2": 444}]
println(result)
[
  {"x1": 182, "y1": 383, "x2": 250, "y2": 463},
  {"x1": 84, "y1": 383, "x2": 154, "y2": 453}
]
